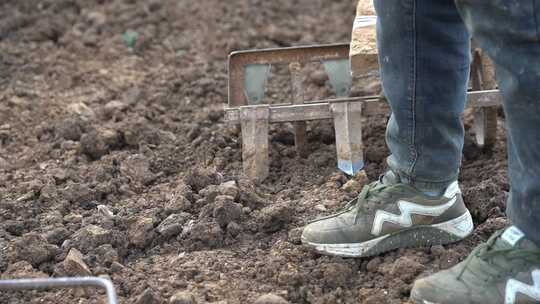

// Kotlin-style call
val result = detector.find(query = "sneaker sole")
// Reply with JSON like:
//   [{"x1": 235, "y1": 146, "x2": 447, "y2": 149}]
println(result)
[{"x1": 301, "y1": 210, "x2": 473, "y2": 258}]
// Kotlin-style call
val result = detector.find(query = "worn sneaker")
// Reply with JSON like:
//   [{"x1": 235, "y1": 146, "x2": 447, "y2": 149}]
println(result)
[
  {"x1": 411, "y1": 226, "x2": 540, "y2": 304},
  {"x1": 301, "y1": 177, "x2": 473, "y2": 257}
]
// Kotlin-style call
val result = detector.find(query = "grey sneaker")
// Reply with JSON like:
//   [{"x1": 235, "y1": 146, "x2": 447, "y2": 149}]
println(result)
[
  {"x1": 411, "y1": 226, "x2": 540, "y2": 304},
  {"x1": 301, "y1": 177, "x2": 473, "y2": 257}
]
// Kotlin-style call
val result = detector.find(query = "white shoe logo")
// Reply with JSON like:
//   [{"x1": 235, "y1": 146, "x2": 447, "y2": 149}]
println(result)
[
  {"x1": 371, "y1": 182, "x2": 460, "y2": 236},
  {"x1": 506, "y1": 270, "x2": 540, "y2": 304}
]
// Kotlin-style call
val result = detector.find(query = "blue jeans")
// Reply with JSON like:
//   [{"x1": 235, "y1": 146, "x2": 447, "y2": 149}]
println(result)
[{"x1": 375, "y1": 0, "x2": 540, "y2": 244}]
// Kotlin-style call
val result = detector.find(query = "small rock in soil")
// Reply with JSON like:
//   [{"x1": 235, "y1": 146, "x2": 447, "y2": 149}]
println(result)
[
  {"x1": 170, "y1": 291, "x2": 197, "y2": 304},
  {"x1": 391, "y1": 256, "x2": 426, "y2": 283},
  {"x1": 121, "y1": 154, "x2": 156, "y2": 186},
  {"x1": 10, "y1": 233, "x2": 58, "y2": 266},
  {"x1": 45, "y1": 227, "x2": 70, "y2": 245},
  {"x1": 64, "y1": 248, "x2": 92, "y2": 276},
  {"x1": 62, "y1": 183, "x2": 98, "y2": 209},
  {"x1": 56, "y1": 116, "x2": 84, "y2": 141},
  {"x1": 226, "y1": 221, "x2": 242, "y2": 238},
  {"x1": 184, "y1": 167, "x2": 221, "y2": 192},
  {"x1": 4, "y1": 220, "x2": 24, "y2": 236},
  {"x1": 322, "y1": 263, "x2": 353, "y2": 288},
  {"x1": 213, "y1": 195, "x2": 242, "y2": 227},
  {"x1": 103, "y1": 100, "x2": 128, "y2": 117},
  {"x1": 110, "y1": 261, "x2": 125, "y2": 273},
  {"x1": 189, "y1": 221, "x2": 223, "y2": 248},
  {"x1": 66, "y1": 102, "x2": 96, "y2": 121},
  {"x1": 254, "y1": 293, "x2": 289, "y2": 304},
  {"x1": 430, "y1": 245, "x2": 446, "y2": 257},
  {"x1": 342, "y1": 177, "x2": 366, "y2": 193},
  {"x1": 198, "y1": 185, "x2": 220, "y2": 203},
  {"x1": 353, "y1": 170, "x2": 369, "y2": 184},
  {"x1": 165, "y1": 194, "x2": 191, "y2": 214},
  {"x1": 363, "y1": 293, "x2": 389, "y2": 304},
  {"x1": 100, "y1": 128, "x2": 123, "y2": 149},
  {"x1": 218, "y1": 180, "x2": 240, "y2": 200},
  {"x1": 128, "y1": 217, "x2": 155, "y2": 249},
  {"x1": 257, "y1": 203, "x2": 293, "y2": 233},
  {"x1": 135, "y1": 288, "x2": 161, "y2": 304},
  {"x1": 97, "y1": 205, "x2": 115, "y2": 218},
  {"x1": 287, "y1": 227, "x2": 303, "y2": 245},
  {"x1": 70, "y1": 225, "x2": 113, "y2": 254},
  {"x1": 2, "y1": 261, "x2": 48, "y2": 279},
  {"x1": 366, "y1": 257, "x2": 382, "y2": 273},
  {"x1": 80, "y1": 130, "x2": 108, "y2": 160},
  {"x1": 94, "y1": 244, "x2": 119, "y2": 266},
  {"x1": 157, "y1": 213, "x2": 190, "y2": 238}
]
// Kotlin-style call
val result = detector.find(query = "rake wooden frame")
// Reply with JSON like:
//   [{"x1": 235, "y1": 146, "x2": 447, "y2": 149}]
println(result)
[{"x1": 225, "y1": 43, "x2": 501, "y2": 182}]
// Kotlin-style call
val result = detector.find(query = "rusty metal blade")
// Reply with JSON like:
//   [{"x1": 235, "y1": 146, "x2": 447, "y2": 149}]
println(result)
[
  {"x1": 244, "y1": 64, "x2": 271, "y2": 104},
  {"x1": 323, "y1": 59, "x2": 352, "y2": 97}
]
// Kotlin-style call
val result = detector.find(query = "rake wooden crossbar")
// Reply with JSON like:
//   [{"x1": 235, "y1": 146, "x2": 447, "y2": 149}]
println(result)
[{"x1": 225, "y1": 91, "x2": 502, "y2": 124}]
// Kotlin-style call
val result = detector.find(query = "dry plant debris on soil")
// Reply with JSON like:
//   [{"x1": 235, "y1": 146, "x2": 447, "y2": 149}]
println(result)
[{"x1": 0, "y1": 0, "x2": 509, "y2": 303}]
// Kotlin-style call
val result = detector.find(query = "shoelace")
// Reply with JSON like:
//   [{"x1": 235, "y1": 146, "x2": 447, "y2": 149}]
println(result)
[
  {"x1": 308, "y1": 180, "x2": 392, "y2": 224},
  {"x1": 457, "y1": 230, "x2": 540, "y2": 281},
  {"x1": 353, "y1": 181, "x2": 391, "y2": 223}
]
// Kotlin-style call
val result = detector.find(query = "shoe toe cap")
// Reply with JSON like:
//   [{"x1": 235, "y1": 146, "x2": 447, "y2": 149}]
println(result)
[
  {"x1": 301, "y1": 221, "x2": 326, "y2": 244},
  {"x1": 411, "y1": 271, "x2": 471, "y2": 304}
]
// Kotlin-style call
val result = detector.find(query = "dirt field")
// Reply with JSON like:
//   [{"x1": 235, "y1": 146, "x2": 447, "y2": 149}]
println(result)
[{"x1": 0, "y1": 0, "x2": 509, "y2": 303}]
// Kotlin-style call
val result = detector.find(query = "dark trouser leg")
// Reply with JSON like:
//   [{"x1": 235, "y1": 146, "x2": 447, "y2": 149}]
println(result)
[{"x1": 455, "y1": 0, "x2": 540, "y2": 244}]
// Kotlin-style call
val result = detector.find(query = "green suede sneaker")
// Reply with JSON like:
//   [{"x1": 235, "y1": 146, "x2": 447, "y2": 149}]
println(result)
[
  {"x1": 411, "y1": 226, "x2": 540, "y2": 304},
  {"x1": 301, "y1": 176, "x2": 473, "y2": 257}
]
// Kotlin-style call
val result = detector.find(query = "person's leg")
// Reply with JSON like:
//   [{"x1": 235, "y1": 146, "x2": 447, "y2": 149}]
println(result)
[
  {"x1": 411, "y1": 1, "x2": 540, "y2": 303},
  {"x1": 457, "y1": 0, "x2": 540, "y2": 247},
  {"x1": 378, "y1": 0, "x2": 471, "y2": 193},
  {"x1": 301, "y1": 0, "x2": 474, "y2": 258}
]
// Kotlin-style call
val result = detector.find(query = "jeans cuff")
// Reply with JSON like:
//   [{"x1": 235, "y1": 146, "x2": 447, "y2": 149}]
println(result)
[{"x1": 397, "y1": 171, "x2": 458, "y2": 192}]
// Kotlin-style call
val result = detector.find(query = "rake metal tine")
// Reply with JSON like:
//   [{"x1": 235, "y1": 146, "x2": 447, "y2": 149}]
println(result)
[
  {"x1": 244, "y1": 64, "x2": 271, "y2": 105},
  {"x1": 0, "y1": 277, "x2": 118, "y2": 304},
  {"x1": 323, "y1": 59, "x2": 352, "y2": 98}
]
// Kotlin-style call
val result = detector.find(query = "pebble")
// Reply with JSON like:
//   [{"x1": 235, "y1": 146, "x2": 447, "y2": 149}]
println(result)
[
  {"x1": 314, "y1": 204, "x2": 327, "y2": 212},
  {"x1": 157, "y1": 213, "x2": 189, "y2": 238},
  {"x1": 213, "y1": 195, "x2": 242, "y2": 227},
  {"x1": 226, "y1": 221, "x2": 242, "y2": 238},
  {"x1": 11, "y1": 233, "x2": 58, "y2": 266},
  {"x1": 170, "y1": 291, "x2": 197, "y2": 304},
  {"x1": 128, "y1": 217, "x2": 155, "y2": 249},
  {"x1": 80, "y1": 131, "x2": 108, "y2": 160},
  {"x1": 342, "y1": 179, "x2": 362, "y2": 193},
  {"x1": 97, "y1": 205, "x2": 114, "y2": 218},
  {"x1": 287, "y1": 227, "x2": 303, "y2": 245},
  {"x1": 64, "y1": 248, "x2": 92, "y2": 276},
  {"x1": 134, "y1": 288, "x2": 161, "y2": 304},
  {"x1": 366, "y1": 257, "x2": 382, "y2": 273},
  {"x1": 254, "y1": 293, "x2": 289, "y2": 304},
  {"x1": 165, "y1": 195, "x2": 191, "y2": 214},
  {"x1": 71, "y1": 225, "x2": 112, "y2": 254},
  {"x1": 217, "y1": 181, "x2": 239, "y2": 200},
  {"x1": 66, "y1": 102, "x2": 95, "y2": 121}
]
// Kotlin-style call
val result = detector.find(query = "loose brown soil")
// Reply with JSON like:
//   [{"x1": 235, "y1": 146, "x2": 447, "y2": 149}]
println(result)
[{"x1": 0, "y1": 0, "x2": 509, "y2": 303}]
